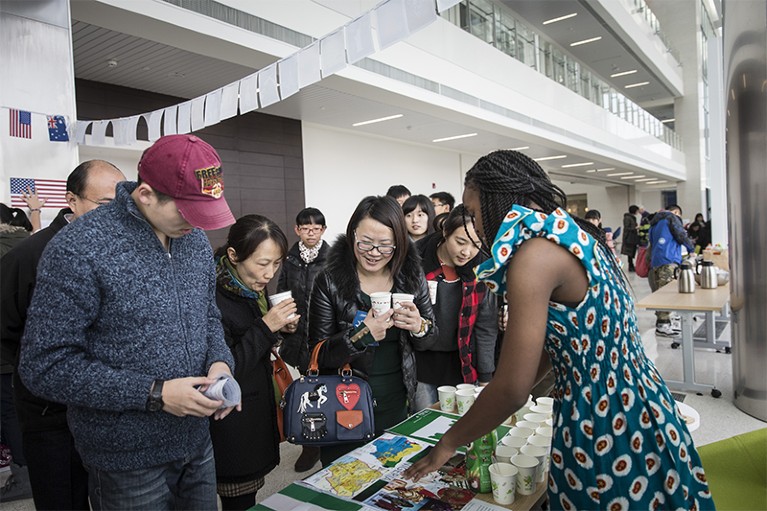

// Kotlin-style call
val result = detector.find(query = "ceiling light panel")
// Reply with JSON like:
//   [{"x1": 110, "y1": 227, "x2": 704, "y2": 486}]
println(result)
[
  {"x1": 510, "y1": 146, "x2": 530, "y2": 151},
  {"x1": 561, "y1": 162, "x2": 594, "y2": 168},
  {"x1": 570, "y1": 36, "x2": 602, "y2": 47},
  {"x1": 620, "y1": 175, "x2": 646, "y2": 180},
  {"x1": 607, "y1": 172, "x2": 633, "y2": 177},
  {"x1": 661, "y1": 118, "x2": 676, "y2": 123},
  {"x1": 432, "y1": 133, "x2": 477, "y2": 143},
  {"x1": 543, "y1": 13, "x2": 577, "y2": 25},
  {"x1": 534, "y1": 155, "x2": 567, "y2": 161},
  {"x1": 352, "y1": 114, "x2": 403, "y2": 127},
  {"x1": 610, "y1": 70, "x2": 638, "y2": 78},
  {"x1": 625, "y1": 81, "x2": 650, "y2": 89}
]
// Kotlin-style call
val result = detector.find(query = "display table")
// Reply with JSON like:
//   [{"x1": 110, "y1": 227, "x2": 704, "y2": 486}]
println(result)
[{"x1": 636, "y1": 282, "x2": 730, "y2": 397}]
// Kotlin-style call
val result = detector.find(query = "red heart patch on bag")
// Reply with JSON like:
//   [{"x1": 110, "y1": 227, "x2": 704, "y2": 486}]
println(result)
[{"x1": 335, "y1": 384, "x2": 361, "y2": 410}]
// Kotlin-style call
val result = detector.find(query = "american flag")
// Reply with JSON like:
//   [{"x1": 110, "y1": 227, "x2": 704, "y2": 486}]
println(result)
[
  {"x1": 10, "y1": 177, "x2": 68, "y2": 209},
  {"x1": 9, "y1": 109, "x2": 32, "y2": 139}
]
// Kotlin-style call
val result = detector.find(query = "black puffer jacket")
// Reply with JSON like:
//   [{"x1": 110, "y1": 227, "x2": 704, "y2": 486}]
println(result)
[
  {"x1": 276, "y1": 241, "x2": 329, "y2": 370},
  {"x1": 308, "y1": 235, "x2": 437, "y2": 413}
]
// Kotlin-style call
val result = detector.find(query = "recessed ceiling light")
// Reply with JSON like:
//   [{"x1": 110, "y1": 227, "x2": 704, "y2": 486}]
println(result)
[
  {"x1": 561, "y1": 162, "x2": 594, "y2": 168},
  {"x1": 646, "y1": 180, "x2": 669, "y2": 184},
  {"x1": 510, "y1": 146, "x2": 530, "y2": 151},
  {"x1": 543, "y1": 12, "x2": 577, "y2": 25},
  {"x1": 607, "y1": 172, "x2": 633, "y2": 177},
  {"x1": 625, "y1": 81, "x2": 650, "y2": 89},
  {"x1": 595, "y1": 168, "x2": 615, "y2": 172},
  {"x1": 585, "y1": 169, "x2": 597, "y2": 173},
  {"x1": 534, "y1": 155, "x2": 568, "y2": 161},
  {"x1": 352, "y1": 114, "x2": 404, "y2": 127},
  {"x1": 432, "y1": 133, "x2": 477, "y2": 143},
  {"x1": 621, "y1": 175, "x2": 646, "y2": 180},
  {"x1": 635, "y1": 178, "x2": 656, "y2": 182},
  {"x1": 610, "y1": 70, "x2": 637, "y2": 78},
  {"x1": 661, "y1": 118, "x2": 676, "y2": 123},
  {"x1": 570, "y1": 36, "x2": 602, "y2": 47}
]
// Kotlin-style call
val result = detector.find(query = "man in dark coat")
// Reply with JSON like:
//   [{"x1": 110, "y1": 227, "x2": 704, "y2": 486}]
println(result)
[{"x1": 621, "y1": 205, "x2": 640, "y2": 271}]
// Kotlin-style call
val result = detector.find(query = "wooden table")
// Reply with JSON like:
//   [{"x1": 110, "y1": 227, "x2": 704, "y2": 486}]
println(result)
[{"x1": 636, "y1": 282, "x2": 730, "y2": 397}]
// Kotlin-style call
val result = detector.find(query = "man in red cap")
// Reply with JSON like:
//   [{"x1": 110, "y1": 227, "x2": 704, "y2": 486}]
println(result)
[{"x1": 19, "y1": 135, "x2": 238, "y2": 510}]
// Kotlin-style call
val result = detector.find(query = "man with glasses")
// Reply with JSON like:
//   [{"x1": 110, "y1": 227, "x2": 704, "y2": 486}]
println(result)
[
  {"x1": 429, "y1": 192, "x2": 455, "y2": 216},
  {"x1": 0, "y1": 160, "x2": 125, "y2": 508},
  {"x1": 276, "y1": 207, "x2": 329, "y2": 473}
]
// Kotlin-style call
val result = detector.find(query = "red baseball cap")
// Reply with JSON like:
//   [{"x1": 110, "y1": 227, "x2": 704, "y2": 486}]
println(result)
[{"x1": 138, "y1": 134, "x2": 235, "y2": 231}]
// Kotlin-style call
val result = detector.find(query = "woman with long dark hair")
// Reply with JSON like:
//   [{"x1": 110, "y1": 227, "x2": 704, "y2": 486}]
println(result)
[
  {"x1": 211, "y1": 215, "x2": 299, "y2": 510},
  {"x1": 309, "y1": 196, "x2": 437, "y2": 466},
  {"x1": 402, "y1": 194, "x2": 435, "y2": 242},
  {"x1": 405, "y1": 150, "x2": 713, "y2": 510}
]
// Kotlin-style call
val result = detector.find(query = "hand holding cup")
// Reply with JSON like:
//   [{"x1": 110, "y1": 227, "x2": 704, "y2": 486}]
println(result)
[
  {"x1": 263, "y1": 297, "x2": 299, "y2": 333},
  {"x1": 364, "y1": 308, "x2": 394, "y2": 340}
]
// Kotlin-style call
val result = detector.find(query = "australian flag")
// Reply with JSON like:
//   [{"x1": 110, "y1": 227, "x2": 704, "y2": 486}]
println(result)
[{"x1": 47, "y1": 115, "x2": 69, "y2": 142}]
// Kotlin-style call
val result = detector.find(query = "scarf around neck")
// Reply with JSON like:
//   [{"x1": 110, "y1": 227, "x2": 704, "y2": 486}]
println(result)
[
  {"x1": 216, "y1": 256, "x2": 268, "y2": 315},
  {"x1": 299, "y1": 240, "x2": 322, "y2": 264}
]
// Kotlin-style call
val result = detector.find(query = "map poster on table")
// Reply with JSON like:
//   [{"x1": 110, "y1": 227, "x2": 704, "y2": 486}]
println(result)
[{"x1": 385, "y1": 409, "x2": 511, "y2": 448}]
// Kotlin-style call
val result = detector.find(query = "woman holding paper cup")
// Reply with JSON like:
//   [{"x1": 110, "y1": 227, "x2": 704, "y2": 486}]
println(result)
[
  {"x1": 210, "y1": 215, "x2": 298, "y2": 510},
  {"x1": 412, "y1": 205, "x2": 498, "y2": 410},
  {"x1": 405, "y1": 151, "x2": 713, "y2": 510},
  {"x1": 309, "y1": 196, "x2": 437, "y2": 466}
]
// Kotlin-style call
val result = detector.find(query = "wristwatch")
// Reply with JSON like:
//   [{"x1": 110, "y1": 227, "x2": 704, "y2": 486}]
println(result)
[
  {"x1": 146, "y1": 379, "x2": 165, "y2": 412},
  {"x1": 411, "y1": 318, "x2": 432, "y2": 338}
]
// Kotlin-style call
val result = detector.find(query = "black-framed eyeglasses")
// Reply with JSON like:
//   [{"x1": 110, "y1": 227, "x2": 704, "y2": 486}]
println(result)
[
  {"x1": 354, "y1": 233, "x2": 396, "y2": 255},
  {"x1": 78, "y1": 195, "x2": 112, "y2": 207}
]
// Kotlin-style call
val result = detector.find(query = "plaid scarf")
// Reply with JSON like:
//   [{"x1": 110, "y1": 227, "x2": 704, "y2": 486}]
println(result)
[
  {"x1": 424, "y1": 265, "x2": 486, "y2": 383},
  {"x1": 216, "y1": 256, "x2": 268, "y2": 315}
]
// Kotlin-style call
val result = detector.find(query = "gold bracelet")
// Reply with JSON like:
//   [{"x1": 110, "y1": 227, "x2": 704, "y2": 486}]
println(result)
[{"x1": 350, "y1": 325, "x2": 371, "y2": 343}]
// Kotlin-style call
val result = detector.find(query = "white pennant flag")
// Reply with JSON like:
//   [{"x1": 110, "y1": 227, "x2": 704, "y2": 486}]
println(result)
[
  {"x1": 345, "y1": 12, "x2": 376, "y2": 64},
  {"x1": 177, "y1": 102, "x2": 192, "y2": 134},
  {"x1": 405, "y1": 0, "x2": 437, "y2": 33},
  {"x1": 74, "y1": 120, "x2": 90, "y2": 145},
  {"x1": 278, "y1": 54, "x2": 300, "y2": 100},
  {"x1": 258, "y1": 64, "x2": 280, "y2": 108},
  {"x1": 191, "y1": 96, "x2": 205, "y2": 132},
  {"x1": 90, "y1": 120, "x2": 108, "y2": 146},
  {"x1": 204, "y1": 89, "x2": 223, "y2": 127},
  {"x1": 113, "y1": 119, "x2": 130, "y2": 146},
  {"x1": 220, "y1": 82, "x2": 239, "y2": 120},
  {"x1": 321, "y1": 29, "x2": 347, "y2": 78},
  {"x1": 239, "y1": 74, "x2": 259, "y2": 114},
  {"x1": 297, "y1": 42, "x2": 321, "y2": 89},
  {"x1": 375, "y1": 0, "x2": 410, "y2": 51},
  {"x1": 163, "y1": 105, "x2": 178, "y2": 136},
  {"x1": 145, "y1": 109, "x2": 164, "y2": 142}
]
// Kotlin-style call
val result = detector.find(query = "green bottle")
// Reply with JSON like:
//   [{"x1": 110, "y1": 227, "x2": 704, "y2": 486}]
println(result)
[{"x1": 465, "y1": 430, "x2": 497, "y2": 493}]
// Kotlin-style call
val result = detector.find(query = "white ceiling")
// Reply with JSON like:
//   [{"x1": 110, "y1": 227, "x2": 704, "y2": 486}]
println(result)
[{"x1": 70, "y1": 2, "x2": 679, "y2": 190}]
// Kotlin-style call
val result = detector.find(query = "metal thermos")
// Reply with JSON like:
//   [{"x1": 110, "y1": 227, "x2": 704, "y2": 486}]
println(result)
[
  {"x1": 676, "y1": 260, "x2": 696, "y2": 293},
  {"x1": 698, "y1": 260, "x2": 719, "y2": 289}
]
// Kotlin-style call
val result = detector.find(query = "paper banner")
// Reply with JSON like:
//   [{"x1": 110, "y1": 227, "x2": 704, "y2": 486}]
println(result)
[
  {"x1": 258, "y1": 64, "x2": 280, "y2": 107},
  {"x1": 191, "y1": 96, "x2": 205, "y2": 131},
  {"x1": 321, "y1": 29, "x2": 347, "y2": 78},
  {"x1": 177, "y1": 101, "x2": 192, "y2": 134},
  {"x1": 204, "y1": 89, "x2": 223, "y2": 127},
  {"x1": 345, "y1": 12, "x2": 376, "y2": 64},
  {"x1": 113, "y1": 116, "x2": 139, "y2": 146},
  {"x1": 145, "y1": 109, "x2": 164, "y2": 141},
  {"x1": 375, "y1": 0, "x2": 410, "y2": 51},
  {"x1": 74, "y1": 120, "x2": 90, "y2": 144},
  {"x1": 239, "y1": 74, "x2": 259, "y2": 114},
  {"x1": 405, "y1": 0, "x2": 437, "y2": 33},
  {"x1": 278, "y1": 54, "x2": 300, "y2": 100},
  {"x1": 297, "y1": 42, "x2": 321, "y2": 89},
  {"x1": 220, "y1": 82, "x2": 239, "y2": 120},
  {"x1": 90, "y1": 120, "x2": 108, "y2": 146},
  {"x1": 163, "y1": 105, "x2": 178, "y2": 136},
  {"x1": 436, "y1": 0, "x2": 461, "y2": 13}
]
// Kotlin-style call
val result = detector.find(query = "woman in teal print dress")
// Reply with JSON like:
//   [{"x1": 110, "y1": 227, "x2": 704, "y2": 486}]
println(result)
[{"x1": 405, "y1": 150, "x2": 713, "y2": 510}]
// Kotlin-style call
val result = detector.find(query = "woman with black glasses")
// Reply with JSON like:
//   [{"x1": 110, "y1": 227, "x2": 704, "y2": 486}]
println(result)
[{"x1": 309, "y1": 196, "x2": 437, "y2": 466}]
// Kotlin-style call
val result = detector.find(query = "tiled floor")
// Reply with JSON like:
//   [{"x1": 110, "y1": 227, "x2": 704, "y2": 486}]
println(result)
[{"x1": 2, "y1": 271, "x2": 764, "y2": 510}]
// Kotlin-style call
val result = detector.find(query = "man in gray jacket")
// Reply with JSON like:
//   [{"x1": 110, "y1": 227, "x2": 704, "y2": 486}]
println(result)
[{"x1": 19, "y1": 135, "x2": 237, "y2": 510}]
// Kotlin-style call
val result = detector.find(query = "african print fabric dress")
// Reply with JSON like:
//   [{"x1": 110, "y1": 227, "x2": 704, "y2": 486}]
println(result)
[{"x1": 475, "y1": 205, "x2": 714, "y2": 511}]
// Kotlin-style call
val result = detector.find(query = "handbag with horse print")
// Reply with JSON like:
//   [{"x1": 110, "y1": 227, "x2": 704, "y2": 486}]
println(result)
[{"x1": 281, "y1": 340, "x2": 375, "y2": 446}]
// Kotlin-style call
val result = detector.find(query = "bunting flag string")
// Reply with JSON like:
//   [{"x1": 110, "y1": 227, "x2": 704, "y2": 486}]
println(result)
[{"x1": 69, "y1": 0, "x2": 456, "y2": 147}]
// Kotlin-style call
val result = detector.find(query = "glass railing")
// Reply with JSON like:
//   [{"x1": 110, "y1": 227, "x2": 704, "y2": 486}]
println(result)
[
  {"x1": 624, "y1": 0, "x2": 682, "y2": 65},
  {"x1": 442, "y1": 0, "x2": 681, "y2": 150}
]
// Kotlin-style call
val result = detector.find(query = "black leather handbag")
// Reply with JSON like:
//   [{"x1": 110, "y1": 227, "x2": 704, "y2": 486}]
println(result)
[{"x1": 281, "y1": 340, "x2": 375, "y2": 446}]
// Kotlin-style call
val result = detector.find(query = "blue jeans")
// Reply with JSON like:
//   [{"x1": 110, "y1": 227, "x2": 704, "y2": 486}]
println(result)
[
  {"x1": 414, "y1": 382, "x2": 439, "y2": 411},
  {"x1": 88, "y1": 437, "x2": 217, "y2": 510}
]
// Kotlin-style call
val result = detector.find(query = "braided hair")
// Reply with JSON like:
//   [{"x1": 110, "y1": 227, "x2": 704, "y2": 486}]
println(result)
[{"x1": 464, "y1": 150, "x2": 615, "y2": 270}]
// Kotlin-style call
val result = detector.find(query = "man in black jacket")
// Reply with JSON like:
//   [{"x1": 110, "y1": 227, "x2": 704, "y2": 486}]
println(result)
[
  {"x1": 0, "y1": 160, "x2": 125, "y2": 508},
  {"x1": 276, "y1": 207, "x2": 328, "y2": 472}
]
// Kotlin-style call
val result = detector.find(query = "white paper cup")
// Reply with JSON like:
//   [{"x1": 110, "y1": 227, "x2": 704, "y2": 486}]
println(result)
[
  {"x1": 473, "y1": 386, "x2": 485, "y2": 397},
  {"x1": 370, "y1": 292, "x2": 392, "y2": 315},
  {"x1": 511, "y1": 454, "x2": 539, "y2": 495},
  {"x1": 269, "y1": 290, "x2": 295, "y2": 318},
  {"x1": 529, "y1": 404, "x2": 552, "y2": 415},
  {"x1": 536, "y1": 396, "x2": 554, "y2": 408},
  {"x1": 503, "y1": 415, "x2": 515, "y2": 426},
  {"x1": 520, "y1": 444, "x2": 548, "y2": 483},
  {"x1": 489, "y1": 463, "x2": 518, "y2": 505},
  {"x1": 455, "y1": 389, "x2": 475, "y2": 415},
  {"x1": 392, "y1": 293, "x2": 415, "y2": 309},
  {"x1": 507, "y1": 426, "x2": 534, "y2": 440},
  {"x1": 494, "y1": 445, "x2": 519, "y2": 464},
  {"x1": 535, "y1": 425, "x2": 553, "y2": 440},
  {"x1": 500, "y1": 435, "x2": 527, "y2": 449},
  {"x1": 437, "y1": 385, "x2": 457, "y2": 412},
  {"x1": 526, "y1": 434, "x2": 551, "y2": 449},
  {"x1": 523, "y1": 413, "x2": 549, "y2": 425},
  {"x1": 514, "y1": 420, "x2": 538, "y2": 431},
  {"x1": 456, "y1": 383, "x2": 476, "y2": 392},
  {"x1": 427, "y1": 281, "x2": 438, "y2": 304},
  {"x1": 544, "y1": 418, "x2": 554, "y2": 427}
]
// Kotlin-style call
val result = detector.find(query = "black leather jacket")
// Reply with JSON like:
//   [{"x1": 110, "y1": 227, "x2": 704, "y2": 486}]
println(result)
[{"x1": 308, "y1": 234, "x2": 437, "y2": 413}]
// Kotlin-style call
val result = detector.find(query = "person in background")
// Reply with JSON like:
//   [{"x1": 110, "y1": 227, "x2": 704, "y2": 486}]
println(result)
[
  {"x1": 211, "y1": 215, "x2": 298, "y2": 510},
  {"x1": 648, "y1": 205, "x2": 695, "y2": 338},
  {"x1": 1, "y1": 160, "x2": 125, "y2": 508},
  {"x1": 18, "y1": 135, "x2": 237, "y2": 509},
  {"x1": 429, "y1": 192, "x2": 455, "y2": 216},
  {"x1": 584, "y1": 209, "x2": 601, "y2": 228},
  {"x1": 0, "y1": 189, "x2": 43, "y2": 257},
  {"x1": 404, "y1": 150, "x2": 712, "y2": 511},
  {"x1": 413, "y1": 205, "x2": 497, "y2": 410},
  {"x1": 308, "y1": 196, "x2": 437, "y2": 466},
  {"x1": 276, "y1": 207, "x2": 329, "y2": 473},
  {"x1": 386, "y1": 185, "x2": 411, "y2": 206},
  {"x1": 686, "y1": 213, "x2": 706, "y2": 251},
  {"x1": 621, "y1": 205, "x2": 640, "y2": 272},
  {"x1": 402, "y1": 194, "x2": 435, "y2": 243}
]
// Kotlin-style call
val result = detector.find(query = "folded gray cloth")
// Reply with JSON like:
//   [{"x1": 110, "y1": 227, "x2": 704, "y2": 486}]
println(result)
[{"x1": 202, "y1": 375, "x2": 241, "y2": 408}]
